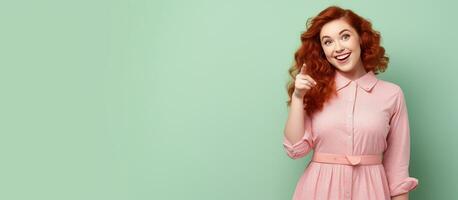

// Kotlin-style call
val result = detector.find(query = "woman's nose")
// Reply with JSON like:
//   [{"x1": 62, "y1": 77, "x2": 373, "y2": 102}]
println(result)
[{"x1": 334, "y1": 42, "x2": 345, "y2": 53}]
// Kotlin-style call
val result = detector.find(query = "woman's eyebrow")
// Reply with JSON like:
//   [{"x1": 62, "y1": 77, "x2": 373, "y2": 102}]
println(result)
[{"x1": 321, "y1": 29, "x2": 351, "y2": 40}]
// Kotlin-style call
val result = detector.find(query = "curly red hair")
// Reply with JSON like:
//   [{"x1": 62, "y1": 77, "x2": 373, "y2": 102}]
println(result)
[{"x1": 286, "y1": 6, "x2": 389, "y2": 116}]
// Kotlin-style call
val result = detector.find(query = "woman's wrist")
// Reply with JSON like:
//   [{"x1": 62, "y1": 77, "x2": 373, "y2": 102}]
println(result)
[{"x1": 293, "y1": 90, "x2": 305, "y2": 100}]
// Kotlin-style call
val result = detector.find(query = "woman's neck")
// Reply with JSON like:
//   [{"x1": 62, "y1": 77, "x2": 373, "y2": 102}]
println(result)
[{"x1": 336, "y1": 60, "x2": 367, "y2": 81}]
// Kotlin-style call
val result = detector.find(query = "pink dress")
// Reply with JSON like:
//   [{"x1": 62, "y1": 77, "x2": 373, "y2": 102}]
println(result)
[{"x1": 283, "y1": 70, "x2": 419, "y2": 200}]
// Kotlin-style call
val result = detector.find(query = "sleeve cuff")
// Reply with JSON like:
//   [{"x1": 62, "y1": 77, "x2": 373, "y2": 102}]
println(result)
[
  {"x1": 282, "y1": 131, "x2": 313, "y2": 150},
  {"x1": 390, "y1": 177, "x2": 419, "y2": 197},
  {"x1": 282, "y1": 131, "x2": 313, "y2": 159}
]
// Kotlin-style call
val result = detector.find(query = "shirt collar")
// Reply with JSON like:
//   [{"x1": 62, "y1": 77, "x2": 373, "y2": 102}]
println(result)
[{"x1": 335, "y1": 70, "x2": 378, "y2": 92}]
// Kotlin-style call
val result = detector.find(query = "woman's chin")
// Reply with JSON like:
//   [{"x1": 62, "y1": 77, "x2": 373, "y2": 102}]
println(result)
[
  {"x1": 332, "y1": 61, "x2": 355, "y2": 72},
  {"x1": 333, "y1": 65, "x2": 350, "y2": 72}
]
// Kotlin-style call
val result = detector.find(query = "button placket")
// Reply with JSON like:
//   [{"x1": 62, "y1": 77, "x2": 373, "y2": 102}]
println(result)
[{"x1": 346, "y1": 81, "x2": 357, "y2": 154}]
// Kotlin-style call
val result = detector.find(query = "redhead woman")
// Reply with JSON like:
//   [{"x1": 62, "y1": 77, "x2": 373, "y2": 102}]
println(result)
[{"x1": 283, "y1": 6, "x2": 419, "y2": 200}]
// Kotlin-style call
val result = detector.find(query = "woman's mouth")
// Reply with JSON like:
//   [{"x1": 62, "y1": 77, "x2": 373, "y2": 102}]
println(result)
[{"x1": 334, "y1": 52, "x2": 351, "y2": 63}]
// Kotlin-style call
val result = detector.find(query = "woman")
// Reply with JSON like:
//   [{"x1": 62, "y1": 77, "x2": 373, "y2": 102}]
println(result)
[{"x1": 283, "y1": 6, "x2": 419, "y2": 200}]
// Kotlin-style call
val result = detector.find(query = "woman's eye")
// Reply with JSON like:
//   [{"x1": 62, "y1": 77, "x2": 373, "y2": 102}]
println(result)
[
  {"x1": 342, "y1": 34, "x2": 350, "y2": 40},
  {"x1": 324, "y1": 40, "x2": 332, "y2": 45}
]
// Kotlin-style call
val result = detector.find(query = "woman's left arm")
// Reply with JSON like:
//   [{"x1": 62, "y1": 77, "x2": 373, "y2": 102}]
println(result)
[{"x1": 382, "y1": 87, "x2": 419, "y2": 197}]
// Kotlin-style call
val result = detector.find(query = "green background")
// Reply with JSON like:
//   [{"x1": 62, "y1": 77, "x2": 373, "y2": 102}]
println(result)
[{"x1": 1, "y1": 0, "x2": 456, "y2": 199}]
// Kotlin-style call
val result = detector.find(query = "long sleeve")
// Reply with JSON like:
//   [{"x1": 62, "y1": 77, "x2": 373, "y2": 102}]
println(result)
[
  {"x1": 282, "y1": 114, "x2": 314, "y2": 159},
  {"x1": 382, "y1": 88, "x2": 419, "y2": 197}
]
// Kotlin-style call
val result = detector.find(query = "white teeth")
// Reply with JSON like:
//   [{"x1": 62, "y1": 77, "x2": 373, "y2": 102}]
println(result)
[{"x1": 336, "y1": 53, "x2": 350, "y2": 60}]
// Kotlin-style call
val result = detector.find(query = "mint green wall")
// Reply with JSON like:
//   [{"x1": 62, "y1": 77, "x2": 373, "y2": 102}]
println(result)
[{"x1": 1, "y1": 0, "x2": 455, "y2": 199}]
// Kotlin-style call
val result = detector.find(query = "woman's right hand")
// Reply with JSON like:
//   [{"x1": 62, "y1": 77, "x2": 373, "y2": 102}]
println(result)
[{"x1": 293, "y1": 63, "x2": 317, "y2": 99}]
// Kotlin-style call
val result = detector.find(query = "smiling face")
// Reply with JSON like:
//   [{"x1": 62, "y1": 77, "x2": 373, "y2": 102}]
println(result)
[{"x1": 320, "y1": 18, "x2": 364, "y2": 73}]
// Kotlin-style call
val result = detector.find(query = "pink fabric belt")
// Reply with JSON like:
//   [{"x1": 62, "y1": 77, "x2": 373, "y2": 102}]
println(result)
[{"x1": 312, "y1": 152, "x2": 383, "y2": 166}]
